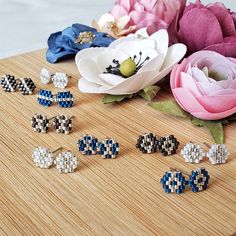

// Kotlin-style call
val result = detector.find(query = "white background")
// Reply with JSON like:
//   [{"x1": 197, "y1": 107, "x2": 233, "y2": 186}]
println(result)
[{"x1": 0, "y1": 0, "x2": 235, "y2": 58}]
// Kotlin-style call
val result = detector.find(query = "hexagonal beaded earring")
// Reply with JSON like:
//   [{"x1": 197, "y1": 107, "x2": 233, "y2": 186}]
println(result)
[
  {"x1": 37, "y1": 89, "x2": 54, "y2": 107},
  {"x1": 54, "y1": 151, "x2": 78, "y2": 173},
  {"x1": 55, "y1": 91, "x2": 74, "y2": 108},
  {"x1": 0, "y1": 74, "x2": 18, "y2": 92},
  {"x1": 53, "y1": 115, "x2": 73, "y2": 135},
  {"x1": 77, "y1": 134, "x2": 98, "y2": 155},
  {"x1": 32, "y1": 146, "x2": 61, "y2": 169},
  {"x1": 135, "y1": 133, "x2": 158, "y2": 154},
  {"x1": 17, "y1": 77, "x2": 36, "y2": 95},
  {"x1": 157, "y1": 135, "x2": 180, "y2": 156},
  {"x1": 205, "y1": 143, "x2": 230, "y2": 164},
  {"x1": 181, "y1": 142, "x2": 205, "y2": 164},
  {"x1": 97, "y1": 138, "x2": 119, "y2": 159},
  {"x1": 31, "y1": 114, "x2": 55, "y2": 133}
]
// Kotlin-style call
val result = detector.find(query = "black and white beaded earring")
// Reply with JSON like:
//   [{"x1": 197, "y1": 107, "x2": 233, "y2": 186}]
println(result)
[
  {"x1": 53, "y1": 115, "x2": 73, "y2": 135},
  {"x1": 17, "y1": 78, "x2": 36, "y2": 95},
  {"x1": 0, "y1": 74, "x2": 18, "y2": 92},
  {"x1": 135, "y1": 133, "x2": 158, "y2": 154},
  {"x1": 157, "y1": 135, "x2": 180, "y2": 156},
  {"x1": 31, "y1": 114, "x2": 55, "y2": 133}
]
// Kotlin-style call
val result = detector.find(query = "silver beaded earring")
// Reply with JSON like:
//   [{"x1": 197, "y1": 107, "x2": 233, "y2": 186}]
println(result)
[
  {"x1": 54, "y1": 151, "x2": 78, "y2": 173},
  {"x1": 32, "y1": 146, "x2": 61, "y2": 169},
  {"x1": 205, "y1": 143, "x2": 229, "y2": 164},
  {"x1": 181, "y1": 142, "x2": 205, "y2": 164}
]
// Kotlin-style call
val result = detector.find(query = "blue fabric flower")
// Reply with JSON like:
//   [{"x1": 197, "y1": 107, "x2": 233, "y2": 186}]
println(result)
[{"x1": 46, "y1": 23, "x2": 115, "y2": 63}]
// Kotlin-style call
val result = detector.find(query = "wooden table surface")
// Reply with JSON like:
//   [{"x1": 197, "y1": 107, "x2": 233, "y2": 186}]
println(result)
[{"x1": 0, "y1": 50, "x2": 236, "y2": 236}]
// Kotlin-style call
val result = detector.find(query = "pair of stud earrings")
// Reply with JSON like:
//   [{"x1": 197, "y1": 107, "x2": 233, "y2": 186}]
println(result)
[
  {"x1": 0, "y1": 74, "x2": 36, "y2": 95},
  {"x1": 136, "y1": 133, "x2": 180, "y2": 156},
  {"x1": 40, "y1": 68, "x2": 71, "y2": 89},
  {"x1": 181, "y1": 142, "x2": 229, "y2": 165},
  {"x1": 32, "y1": 146, "x2": 78, "y2": 173},
  {"x1": 31, "y1": 114, "x2": 73, "y2": 134},
  {"x1": 37, "y1": 89, "x2": 73, "y2": 108},
  {"x1": 161, "y1": 167, "x2": 210, "y2": 194},
  {"x1": 77, "y1": 134, "x2": 119, "y2": 159}
]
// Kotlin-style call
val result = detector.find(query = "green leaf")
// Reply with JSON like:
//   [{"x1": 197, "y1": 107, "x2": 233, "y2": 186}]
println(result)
[
  {"x1": 102, "y1": 94, "x2": 134, "y2": 104},
  {"x1": 149, "y1": 100, "x2": 191, "y2": 119},
  {"x1": 138, "y1": 85, "x2": 160, "y2": 101},
  {"x1": 191, "y1": 117, "x2": 224, "y2": 144}
]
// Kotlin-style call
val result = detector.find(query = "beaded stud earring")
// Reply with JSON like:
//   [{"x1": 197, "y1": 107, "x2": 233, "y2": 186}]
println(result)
[
  {"x1": 55, "y1": 91, "x2": 74, "y2": 108},
  {"x1": 0, "y1": 74, "x2": 18, "y2": 92},
  {"x1": 189, "y1": 168, "x2": 210, "y2": 192},
  {"x1": 40, "y1": 68, "x2": 52, "y2": 84},
  {"x1": 135, "y1": 133, "x2": 158, "y2": 154},
  {"x1": 160, "y1": 169, "x2": 187, "y2": 194},
  {"x1": 52, "y1": 72, "x2": 70, "y2": 89},
  {"x1": 54, "y1": 151, "x2": 78, "y2": 173},
  {"x1": 97, "y1": 138, "x2": 119, "y2": 159},
  {"x1": 157, "y1": 135, "x2": 180, "y2": 156},
  {"x1": 77, "y1": 134, "x2": 98, "y2": 155},
  {"x1": 205, "y1": 143, "x2": 229, "y2": 165},
  {"x1": 32, "y1": 146, "x2": 61, "y2": 169},
  {"x1": 53, "y1": 115, "x2": 73, "y2": 134},
  {"x1": 31, "y1": 114, "x2": 55, "y2": 133},
  {"x1": 17, "y1": 78, "x2": 36, "y2": 95},
  {"x1": 37, "y1": 89, "x2": 54, "y2": 107},
  {"x1": 181, "y1": 142, "x2": 205, "y2": 163}
]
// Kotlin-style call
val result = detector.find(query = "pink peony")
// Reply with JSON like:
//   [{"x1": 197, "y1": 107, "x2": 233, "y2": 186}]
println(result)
[
  {"x1": 110, "y1": 0, "x2": 186, "y2": 38},
  {"x1": 177, "y1": 0, "x2": 236, "y2": 57},
  {"x1": 170, "y1": 51, "x2": 236, "y2": 120}
]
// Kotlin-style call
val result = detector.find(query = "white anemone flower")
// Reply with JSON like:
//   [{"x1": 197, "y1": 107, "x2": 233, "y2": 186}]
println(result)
[{"x1": 76, "y1": 29, "x2": 187, "y2": 95}]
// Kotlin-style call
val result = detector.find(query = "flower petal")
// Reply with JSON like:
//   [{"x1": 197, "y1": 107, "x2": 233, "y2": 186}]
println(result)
[
  {"x1": 79, "y1": 77, "x2": 108, "y2": 93},
  {"x1": 207, "y1": 4, "x2": 236, "y2": 37},
  {"x1": 98, "y1": 13, "x2": 115, "y2": 28},
  {"x1": 204, "y1": 43, "x2": 236, "y2": 58},
  {"x1": 150, "y1": 29, "x2": 169, "y2": 56},
  {"x1": 110, "y1": 5, "x2": 128, "y2": 18},
  {"x1": 178, "y1": 8, "x2": 223, "y2": 53}
]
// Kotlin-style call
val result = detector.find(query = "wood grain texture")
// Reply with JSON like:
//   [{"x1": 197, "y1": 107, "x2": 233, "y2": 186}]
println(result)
[{"x1": 0, "y1": 49, "x2": 236, "y2": 236}]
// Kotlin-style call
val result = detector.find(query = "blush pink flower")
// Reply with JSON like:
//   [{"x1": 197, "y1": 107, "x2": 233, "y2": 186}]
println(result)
[
  {"x1": 110, "y1": 0, "x2": 186, "y2": 39},
  {"x1": 170, "y1": 51, "x2": 236, "y2": 120},
  {"x1": 177, "y1": 0, "x2": 236, "y2": 57}
]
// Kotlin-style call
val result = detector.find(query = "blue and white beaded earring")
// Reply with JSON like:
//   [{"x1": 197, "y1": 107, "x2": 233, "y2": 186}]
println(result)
[
  {"x1": 189, "y1": 168, "x2": 210, "y2": 192},
  {"x1": 160, "y1": 167, "x2": 210, "y2": 194},
  {"x1": 77, "y1": 134, "x2": 98, "y2": 155},
  {"x1": 97, "y1": 138, "x2": 119, "y2": 159},
  {"x1": 55, "y1": 91, "x2": 73, "y2": 108},
  {"x1": 37, "y1": 89, "x2": 54, "y2": 107},
  {"x1": 160, "y1": 169, "x2": 187, "y2": 194}
]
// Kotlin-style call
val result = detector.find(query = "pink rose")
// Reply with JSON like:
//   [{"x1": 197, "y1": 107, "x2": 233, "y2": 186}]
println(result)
[
  {"x1": 170, "y1": 51, "x2": 236, "y2": 120},
  {"x1": 177, "y1": 0, "x2": 236, "y2": 57},
  {"x1": 110, "y1": 0, "x2": 186, "y2": 38}
]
